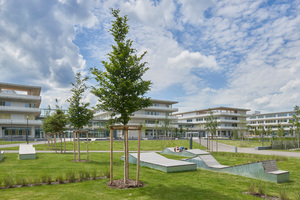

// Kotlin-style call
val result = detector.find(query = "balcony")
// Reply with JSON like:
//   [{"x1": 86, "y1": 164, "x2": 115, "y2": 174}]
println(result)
[
  {"x1": 0, "y1": 106, "x2": 41, "y2": 114},
  {"x1": 0, "y1": 93, "x2": 41, "y2": 102},
  {"x1": 144, "y1": 106, "x2": 178, "y2": 112},
  {"x1": 131, "y1": 114, "x2": 178, "y2": 120},
  {"x1": 0, "y1": 119, "x2": 42, "y2": 126}
]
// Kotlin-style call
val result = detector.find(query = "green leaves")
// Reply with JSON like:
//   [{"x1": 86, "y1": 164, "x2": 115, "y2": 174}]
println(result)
[
  {"x1": 90, "y1": 9, "x2": 151, "y2": 125},
  {"x1": 67, "y1": 72, "x2": 94, "y2": 130}
]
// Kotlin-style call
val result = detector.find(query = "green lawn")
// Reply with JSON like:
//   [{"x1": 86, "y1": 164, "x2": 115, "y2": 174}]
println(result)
[
  {"x1": 216, "y1": 139, "x2": 271, "y2": 148},
  {"x1": 0, "y1": 152, "x2": 299, "y2": 200},
  {"x1": 0, "y1": 139, "x2": 207, "y2": 151},
  {"x1": 0, "y1": 141, "x2": 32, "y2": 145}
]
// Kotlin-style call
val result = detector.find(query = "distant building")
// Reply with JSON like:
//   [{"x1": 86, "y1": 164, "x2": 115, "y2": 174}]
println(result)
[
  {"x1": 0, "y1": 82, "x2": 42, "y2": 139},
  {"x1": 174, "y1": 107, "x2": 250, "y2": 137},
  {"x1": 247, "y1": 110, "x2": 297, "y2": 135},
  {"x1": 93, "y1": 99, "x2": 178, "y2": 139}
]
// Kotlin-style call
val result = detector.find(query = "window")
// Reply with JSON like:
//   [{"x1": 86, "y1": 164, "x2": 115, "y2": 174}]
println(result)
[
  {"x1": 0, "y1": 101, "x2": 11, "y2": 106},
  {"x1": 187, "y1": 119, "x2": 192, "y2": 122}
]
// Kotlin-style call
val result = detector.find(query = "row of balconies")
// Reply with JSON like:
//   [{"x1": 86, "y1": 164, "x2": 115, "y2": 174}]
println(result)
[
  {"x1": 144, "y1": 106, "x2": 178, "y2": 112},
  {"x1": 0, "y1": 93, "x2": 41, "y2": 101},
  {"x1": 177, "y1": 112, "x2": 246, "y2": 120},
  {"x1": 0, "y1": 119, "x2": 42, "y2": 126},
  {"x1": 0, "y1": 106, "x2": 41, "y2": 114}
]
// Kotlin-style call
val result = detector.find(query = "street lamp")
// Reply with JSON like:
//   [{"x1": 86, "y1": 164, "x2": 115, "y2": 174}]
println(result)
[
  {"x1": 26, "y1": 115, "x2": 29, "y2": 144},
  {"x1": 11, "y1": 120, "x2": 12, "y2": 142}
]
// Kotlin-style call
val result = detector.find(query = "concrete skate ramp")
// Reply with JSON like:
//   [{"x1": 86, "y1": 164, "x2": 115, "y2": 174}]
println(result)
[
  {"x1": 185, "y1": 156, "x2": 289, "y2": 183},
  {"x1": 162, "y1": 148, "x2": 210, "y2": 157},
  {"x1": 123, "y1": 152, "x2": 197, "y2": 173}
]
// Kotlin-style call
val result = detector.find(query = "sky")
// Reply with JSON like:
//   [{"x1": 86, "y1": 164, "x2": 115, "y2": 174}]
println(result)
[{"x1": 0, "y1": 0, "x2": 299, "y2": 114}]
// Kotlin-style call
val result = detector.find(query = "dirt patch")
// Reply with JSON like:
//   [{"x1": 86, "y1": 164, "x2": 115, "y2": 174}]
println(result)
[
  {"x1": 243, "y1": 191, "x2": 280, "y2": 200},
  {"x1": 107, "y1": 179, "x2": 145, "y2": 189}
]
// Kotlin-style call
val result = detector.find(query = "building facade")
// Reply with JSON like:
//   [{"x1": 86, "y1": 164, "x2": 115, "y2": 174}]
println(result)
[
  {"x1": 93, "y1": 99, "x2": 178, "y2": 139},
  {"x1": 0, "y1": 82, "x2": 42, "y2": 139},
  {"x1": 174, "y1": 107, "x2": 250, "y2": 137},
  {"x1": 247, "y1": 110, "x2": 298, "y2": 135}
]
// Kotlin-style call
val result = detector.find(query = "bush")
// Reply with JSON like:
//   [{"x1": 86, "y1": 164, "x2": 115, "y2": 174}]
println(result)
[{"x1": 66, "y1": 171, "x2": 75, "y2": 183}]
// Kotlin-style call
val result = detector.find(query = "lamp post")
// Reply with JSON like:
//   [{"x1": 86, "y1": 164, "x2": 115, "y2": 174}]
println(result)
[
  {"x1": 11, "y1": 120, "x2": 12, "y2": 142},
  {"x1": 26, "y1": 115, "x2": 29, "y2": 144}
]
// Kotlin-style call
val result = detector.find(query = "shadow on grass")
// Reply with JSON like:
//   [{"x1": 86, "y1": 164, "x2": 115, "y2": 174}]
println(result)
[{"x1": 142, "y1": 184, "x2": 235, "y2": 200}]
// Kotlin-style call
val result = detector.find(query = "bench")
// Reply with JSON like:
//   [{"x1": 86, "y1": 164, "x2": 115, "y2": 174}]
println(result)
[
  {"x1": 19, "y1": 144, "x2": 36, "y2": 160},
  {"x1": 262, "y1": 160, "x2": 289, "y2": 183}
]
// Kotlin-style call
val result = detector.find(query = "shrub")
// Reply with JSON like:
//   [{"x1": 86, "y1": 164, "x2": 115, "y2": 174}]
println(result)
[
  {"x1": 249, "y1": 183, "x2": 256, "y2": 195},
  {"x1": 78, "y1": 171, "x2": 85, "y2": 181},
  {"x1": 279, "y1": 186, "x2": 289, "y2": 200},
  {"x1": 66, "y1": 171, "x2": 75, "y2": 183},
  {"x1": 4, "y1": 176, "x2": 14, "y2": 188},
  {"x1": 56, "y1": 174, "x2": 64, "y2": 184},
  {"x1": 92, "y1": 169, "x2": 97, "y2": 180}
]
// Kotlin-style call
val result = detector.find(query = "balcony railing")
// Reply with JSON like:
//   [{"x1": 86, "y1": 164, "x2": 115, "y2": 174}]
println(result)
[
  {"x1": 0, "y1": 93, "x2": 41, "y2": 101},
  {"x1": 0, "y1": 119, "x2": 42, "y2": 126},
  {"x1": 0, "y1": 106, "x2": 41, "y2": 113},
  {"x1": 144, "y1": 106, "x2": 178, "y2": 112},
  {"x1": 131, "y1": 114, "x2": 178, "y2": 120}
]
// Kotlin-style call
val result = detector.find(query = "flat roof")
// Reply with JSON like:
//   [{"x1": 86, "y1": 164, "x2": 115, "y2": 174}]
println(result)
[
  {"x1": 175, "y1": 106, "x2": 250, "y2": 115},
  {"x1": 150, "y1": 99, "x2": 178, "y2": 104},
  {"x1": 0, "y1": 82, "x2": 41, "y2": 96},
  {"x1": 250, "y1": 110, "x2": 295, "y2": 116}
]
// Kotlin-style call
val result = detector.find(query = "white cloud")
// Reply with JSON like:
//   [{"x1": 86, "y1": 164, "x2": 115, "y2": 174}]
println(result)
[{"x1": 0, "y1": 0, "x2": 97, "y2": 108}]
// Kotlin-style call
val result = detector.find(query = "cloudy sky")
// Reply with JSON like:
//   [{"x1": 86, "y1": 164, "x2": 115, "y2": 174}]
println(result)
[{"x1": 0, "y1": 0, "x2": 299, "y2": 113}]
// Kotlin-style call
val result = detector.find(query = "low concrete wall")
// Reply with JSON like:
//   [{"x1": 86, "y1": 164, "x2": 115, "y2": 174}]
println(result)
[{"x1": 185, "y1": 157, "x2": 289, "y2": 183}]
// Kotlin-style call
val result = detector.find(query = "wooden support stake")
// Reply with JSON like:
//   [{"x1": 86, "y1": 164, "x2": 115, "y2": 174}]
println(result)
[
  {"x1": 110, "y1": 127, "x2": 113, "y2": 184},
  {"x1": 87, "y1": 131, "x2": 89, "y2": 161},
  {"x1": 73, "y1": 131, "x2": 76, "y2": 161},
  {"x1": 126, "y1": 128, "x2": 129, "y2": 181},
  {"x1": 136, "y1": 128, "x2": 141, "y2": 185},
  {"x1": 77, "y1": 132, "x2": 80, "y2": 161},
  {"x1": 54, "y1": 133, "x2": 57, "y2": 154}
]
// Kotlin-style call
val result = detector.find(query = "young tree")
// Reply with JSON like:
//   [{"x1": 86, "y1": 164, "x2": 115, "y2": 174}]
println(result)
[
  {"x1": 289, "y1": 105, "x2": 300, "y2": 148},
  {"x1": 67, "y1": 72, "x2": 94, "y2": 161},
  {"x1": 205, "y1": 111, "x2": 218, "y2": 151},
  {"x1": 90, "y1": 9, "x2": 151, "y2": 185},
  {"x1": 43, "y1": 104, "x2": 68, "y2": 153}
]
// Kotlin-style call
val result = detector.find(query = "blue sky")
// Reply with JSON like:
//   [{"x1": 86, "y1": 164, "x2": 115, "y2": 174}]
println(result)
[{"x1": 0, "y1": 0, "x2": 299, "y2": 113}]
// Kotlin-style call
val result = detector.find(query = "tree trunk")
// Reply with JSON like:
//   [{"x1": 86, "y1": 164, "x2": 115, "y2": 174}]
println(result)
[
  {"x1": 47, "y1": 133, "x2": 50, "y2": 147},
  {"x1": 60, "y1": 132, "x2": 63, "y2": 153},
  {"x1": 110, "y1": 127, "x2": 113, "y2": 185},
  {"x1": 77, "y1": 131, "x2": 80, "y2": 161},
  {"x1": 126, "y1": 128, "x2": 129, "y2": 181},
  {"x1": 87, "y1": 131, "x2": 89, "y2": 161},
  {"x1": 54, "y1": 133, "x2": 57, "y2": 154},
  {"x1": 123, "y1": 128, "x2": 127, "y2": 184},
  {"x1": 64, "y1": 133, "x2": 66, "y2": 153},
  {"x1": 73, "y1": 131, "x2": 76, "y2": 161},
  {"x1": 136, "y1": 128, "x2": 141, "y2": 185},
  {"x1": 51, "y1": 134, "x2": 53, "y2": 150}
]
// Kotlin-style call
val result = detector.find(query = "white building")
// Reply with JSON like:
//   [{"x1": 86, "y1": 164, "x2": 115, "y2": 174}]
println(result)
[
  {"x1": 247, "y1": 110, "x2": 298, "y2": 135},
  {"x1": 93, "y1": 99, "x2": 178, "y2": 139},
  {"x1": 174, "y1": 107, "x2": 250, "y2": 137},
  {"x1": 0, "y1": 82, "x2": 42, "y2": 139}
]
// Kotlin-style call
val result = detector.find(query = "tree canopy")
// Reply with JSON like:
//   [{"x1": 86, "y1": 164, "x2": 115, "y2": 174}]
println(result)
[
  {"x1": 90, "y1": 9, "x2": 152, "y2": 125},
  {"x1": 67, "y1": 72, "x2": 94, "y2": 130}
]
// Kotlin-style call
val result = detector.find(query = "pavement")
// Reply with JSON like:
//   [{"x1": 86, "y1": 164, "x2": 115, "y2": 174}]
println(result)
[
  {"x1": 1, "y1": 139, "x2": 300, "y2": 158},
  {"x1": 194, "y1": 138, "x2": 300, "y2": 158}
]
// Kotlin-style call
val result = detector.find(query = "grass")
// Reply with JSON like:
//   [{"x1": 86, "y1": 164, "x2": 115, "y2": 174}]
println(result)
[
  {"x1": 0, "y1": 139, "x2": 207, "y2": 151},
  {"x1": 0, "y1": 141, "x2": 32, "y2": 145},
  {"x1": 0, "y1": 151, "x2": 299, "y2": 200},
  {"x1": 216, "y1": 139, "x2": 271, "y2": 148}
]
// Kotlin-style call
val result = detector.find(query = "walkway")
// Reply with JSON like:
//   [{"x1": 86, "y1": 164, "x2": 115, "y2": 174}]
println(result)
[{"x1": 194, "y1": 138, "x2": 300, "y2": 158}]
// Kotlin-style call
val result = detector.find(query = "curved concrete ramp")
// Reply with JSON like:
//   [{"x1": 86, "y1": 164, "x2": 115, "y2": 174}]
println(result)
[
  {"x1": 162, "y1": 148, "x2": 210, "y2": 157},
  {"x1": 124, "y1": 152, "x2": 197, "y2": 173},
  {"x1": 185, "y1": 156, "x2": 289, "y2": 183}
]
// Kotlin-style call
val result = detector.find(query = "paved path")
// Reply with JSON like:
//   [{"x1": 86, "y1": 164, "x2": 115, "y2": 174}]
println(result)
[{"x1": 194, "y1": 138, "x2": 300, "y2": 158}]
